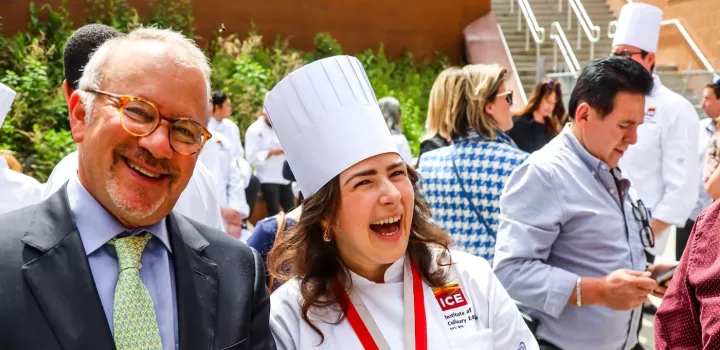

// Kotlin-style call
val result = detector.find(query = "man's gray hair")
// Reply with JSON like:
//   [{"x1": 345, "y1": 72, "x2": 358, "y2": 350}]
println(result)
[
  {"x1": 378, "y1": 96, "x2": 402, "y2": 133},
  {"x1": 78, "y1": 27, "x2": 212, "y2": 123}
]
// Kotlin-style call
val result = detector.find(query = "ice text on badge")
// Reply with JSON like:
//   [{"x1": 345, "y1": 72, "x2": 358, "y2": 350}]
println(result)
[{"x1": 433, "y1": 282, "x2": 468, "y2": 311}]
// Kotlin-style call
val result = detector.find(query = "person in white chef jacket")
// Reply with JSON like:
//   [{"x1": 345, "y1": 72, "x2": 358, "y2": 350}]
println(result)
[
  {"x1": 41, "y1": 23, "x2": 226, "y2": 232},
  {"x1": 0, "y1": 83, "x2": 44, "y2": 215},
  {"x1": 246, "y1": 103, "x2": 295, "y2": 217},
  {"x1": 265, "y1": 55, "x2": 537, "y2": 350},
  {"x1": 613, "y1": 3, "x2": 700, "y2": 261},
  {"x1": 198, "y1": 130, "x2": 251, "y2": 241},
  {"x1": 208, "y1": 91, "x2": 254, "y2": 188}
]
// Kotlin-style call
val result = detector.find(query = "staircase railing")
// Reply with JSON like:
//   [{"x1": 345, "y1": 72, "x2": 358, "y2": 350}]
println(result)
[
  {"x1": 607, "y1": 0, "x2": 715, "y2": 73},
  {"x1": 498, "y1": 23, "x2": 529, "y2": 105},
  {"x1": 550, "y1": 22, "x2": 581, "y2": 76},
  {"x1": 510, "y1": 0, "x2": 545, "y2": 57},
  {"x1": 559, "y1": 0, "x2": 601, "y2": 60}
]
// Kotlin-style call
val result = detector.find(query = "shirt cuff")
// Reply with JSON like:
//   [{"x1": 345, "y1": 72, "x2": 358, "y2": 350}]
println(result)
[
  {"x1": 653, "y1": 203, "x2": 689, "y2": 227},
  {"x1": 544, "y1": 267, "x2": 579, "y2": 318},
  {"x1": 253, "y1": 150, "x2": 270, "y2": 167}
]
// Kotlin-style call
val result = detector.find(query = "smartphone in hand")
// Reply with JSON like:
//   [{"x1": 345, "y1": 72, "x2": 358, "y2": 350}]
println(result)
[{"x1": 653, "y1": 266, "x2": 678, "y2": 284}]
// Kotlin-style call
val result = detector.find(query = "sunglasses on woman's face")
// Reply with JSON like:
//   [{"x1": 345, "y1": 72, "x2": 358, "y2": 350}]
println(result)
[{"x1": 497, "y1": 90, "x2": 513, "y2": 105}]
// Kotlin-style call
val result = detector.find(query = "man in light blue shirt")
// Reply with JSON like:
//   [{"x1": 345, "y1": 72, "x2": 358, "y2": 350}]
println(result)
[{"x1": 494, "y1": 57, "x2": 675, "y2": 350}]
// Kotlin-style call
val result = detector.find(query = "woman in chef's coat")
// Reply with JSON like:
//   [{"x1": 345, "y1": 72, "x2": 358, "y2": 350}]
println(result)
[{"x1": 262, "y1": 55, "x2": 538, "y2": 350}]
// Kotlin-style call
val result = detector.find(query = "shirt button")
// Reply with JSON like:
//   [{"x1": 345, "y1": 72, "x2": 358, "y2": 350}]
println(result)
[
  {"x1": 591, "y1": 171, "x2": 597, "y2": 176},
  {"x1": 609, "y1": 188, "x2": 616, "y2": 194}
]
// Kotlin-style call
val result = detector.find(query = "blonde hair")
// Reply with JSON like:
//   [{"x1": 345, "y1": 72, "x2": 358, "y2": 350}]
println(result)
[
  {"x1": 0, "y1": 150, "x2": 23, "y2": 173},
  {"x1": 452, "y1": 64, "x2": 508, "y2": 139},
  {"x1": 423, "y1": 66, "x2": 464, "y2": 142}
]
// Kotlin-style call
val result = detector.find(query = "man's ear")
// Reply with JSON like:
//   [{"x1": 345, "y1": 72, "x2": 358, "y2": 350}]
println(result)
[
  {"x1": 647, "y1": 52, "x2": 656, "y2": 71},
  {"x1": 69, "y1": 91, "x2": 87, "y2": 143},
  {"x1": 62, "y1": 80, "x2": 73, "y2": 105},
  {"x1": 574, "y1": 103, "x2": 591, "y2": 128}
]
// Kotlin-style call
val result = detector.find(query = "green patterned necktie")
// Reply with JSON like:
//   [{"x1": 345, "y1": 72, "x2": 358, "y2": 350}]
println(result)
[{"x1": 110, "y1": 232, "x2": 163, "y2": 350}]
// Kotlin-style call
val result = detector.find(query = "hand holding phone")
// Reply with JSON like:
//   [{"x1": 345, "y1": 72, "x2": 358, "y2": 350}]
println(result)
[{"x1": 653, "y1": 265, "x2": 678, "y2": 285}]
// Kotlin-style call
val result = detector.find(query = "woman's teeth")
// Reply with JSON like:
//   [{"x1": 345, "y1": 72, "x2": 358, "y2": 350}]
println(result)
[{"x1": 370, "y1": 214, "x2": 402, "y2": 226}]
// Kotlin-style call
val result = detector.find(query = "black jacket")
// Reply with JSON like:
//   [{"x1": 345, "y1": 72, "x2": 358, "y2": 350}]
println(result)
[
  {"x1": 508, "y1": 113, "x2": 556, "y2": 153},
  {"x1": 0, "y1": 185, "x2": 275, "y2": 350}
]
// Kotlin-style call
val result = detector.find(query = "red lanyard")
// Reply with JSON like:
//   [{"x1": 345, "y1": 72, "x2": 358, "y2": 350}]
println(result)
[{"x1": 334, "y1": 261, "x2": 427, "y2": 350}]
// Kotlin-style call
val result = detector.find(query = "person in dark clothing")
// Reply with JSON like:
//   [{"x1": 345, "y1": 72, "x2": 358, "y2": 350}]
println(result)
[
  {"x1": 248, "y1": 160, "x2": 301, "y2": 289},
  {"x1": 508, "y1": 80, "x2": 566, "y2": 153},
  {"x1": 416, "y1": 66, "x2": 463, "y2": 167}
]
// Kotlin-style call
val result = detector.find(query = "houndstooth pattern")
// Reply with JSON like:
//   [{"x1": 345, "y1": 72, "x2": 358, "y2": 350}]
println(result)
[
  {"x1": 418, "y1": 131, "x2": 528, "y2": 262},
  {"x1": 111, "y1": 232, "x2": 163, "y2": 350}
]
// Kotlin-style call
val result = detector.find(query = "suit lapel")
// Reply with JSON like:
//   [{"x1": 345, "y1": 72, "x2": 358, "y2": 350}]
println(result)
[
  {"x1": 21, "y1": 185, "x2": 115, "y2": 349},
  {"x1": 168, "y1": 212, "x2": 219, "y2": 350}
]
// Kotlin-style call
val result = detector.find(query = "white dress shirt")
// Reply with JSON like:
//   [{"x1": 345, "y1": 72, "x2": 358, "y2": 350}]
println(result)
[
  {"x1": 198, "y1": 132, "x2": 250, "y2": 218},
  {"x1": 0, "y1": 158, "x2": 43, "y2": 215},
  {"x1": 618, "y1": 75, "x2": 700, "y2": 256},
  {"x1": 245, "y1": 117, "x2": 289, "y2": 185},
  {"x1": 270, "y1": 250, "x2": 538, "y2": 350},
  {"x1": 42, "y1": 150, "x2": 225, "y2": 231}
]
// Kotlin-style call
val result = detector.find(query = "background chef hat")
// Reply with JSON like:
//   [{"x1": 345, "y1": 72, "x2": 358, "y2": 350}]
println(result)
[
  {"x1": 612, "y1": 3, "x2": 664, "y2": 53},
  {"x1": 0, "y1": 82, "x2": 17, "y2": 127},
  {"x1": 264, "y1": 55, "x2": 399, "y2": 197}
]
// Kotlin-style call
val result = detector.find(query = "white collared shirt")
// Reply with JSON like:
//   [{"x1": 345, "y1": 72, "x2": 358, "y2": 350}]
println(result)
[
  {"x1": 618, "y1": 75, "x2": 701, "y2": 255},
  {"x1": 270, "y1": 250, "x2": 538, "y2": 350},
  {"x1": 0, "y1": 158, "x2": 43, "y2": 215},
  {"x1": 43, "y1": 150, "x2": 225, "y2": 231},
  {"x1": 245, "y1": 117, "x2": 289, "y2": 185}
]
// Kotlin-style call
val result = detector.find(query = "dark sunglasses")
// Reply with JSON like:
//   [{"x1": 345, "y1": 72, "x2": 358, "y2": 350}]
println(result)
[
  {"x1": 496, "y1": 90, "x2": 513, "y2": 105},
  {"x1": 547, "y1": 80, "x2": 561, "y2": 88}
]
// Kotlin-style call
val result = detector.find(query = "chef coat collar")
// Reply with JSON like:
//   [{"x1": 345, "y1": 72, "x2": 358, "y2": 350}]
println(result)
[
  {"x1": 650, "y1": 74, "x2": 662, "y2": 96},
  {"x1": 349, "y1": 254, "x2": 406, "y2": 286},
  {"x1": 0, "y1": 157, "x2": 8, "y2": 170}
]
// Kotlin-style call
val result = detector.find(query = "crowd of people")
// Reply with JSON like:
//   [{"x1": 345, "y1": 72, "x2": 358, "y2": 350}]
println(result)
[{"x1": 2, "y1": 2, "x2": 720, "y2": 350}]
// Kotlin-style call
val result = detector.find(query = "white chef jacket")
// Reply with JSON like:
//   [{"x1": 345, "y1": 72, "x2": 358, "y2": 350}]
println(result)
[
  {"x1": 208, "y1": 117, "x2": 252, "y2": 188},
  {"x1": 618, "y1": 75, "x2": 700, "y2": 256},
  {"x1": 43, "y1": 150, "x2": 225, "y2": 231},
  {"x1": 690, "y1": 118, "x2": 715, "y2": 220},
  {"x1": 198, "y1": 132, "x2": 250, "y2": 218},
  {"x1": 270, "y1": 250, "x2": 538, "y2": 350},
  {"x1": 0, "y1": 158, "x2": 43, "y2": 215},
  {"x1": 391, "y1": 132, "x2": 414, "y2": 165},
  {"x1": 245, "y1": 117, "x2": 289, "y2": 185}
]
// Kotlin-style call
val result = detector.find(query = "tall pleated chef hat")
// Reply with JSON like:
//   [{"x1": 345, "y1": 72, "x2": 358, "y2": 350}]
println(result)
[
  {"x1": 264, "y1": 55, "x2": 399, "y2": 197},
  {"x1": 0, "y1": 82, "x2": 17, "y2": 127},
  {"x1": 612, "y1": 3, "x2": 664, "y2": 53}
]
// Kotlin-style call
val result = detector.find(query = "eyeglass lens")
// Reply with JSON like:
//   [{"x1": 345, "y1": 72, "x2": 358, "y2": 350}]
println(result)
[{"x1": 121, "y1": 99, "x2": 207, "y2": 154}]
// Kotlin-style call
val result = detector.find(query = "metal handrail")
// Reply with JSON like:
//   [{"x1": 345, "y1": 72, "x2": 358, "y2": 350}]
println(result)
[
  {"x1": 498, "y1": 23, "x2": 528, "y2": 105},
  {"x1": 607, "y1": 0, "x2": 715, "y2": 73},
  {"x1": 550, "y1": 22, "x2": 581, "y2": 76},
  {"x1": 562, "y1": 0, "x2": 601, "y2": 59},
  {"x1": 514, "y1": 0, "x2": 545, "y2": 56}
]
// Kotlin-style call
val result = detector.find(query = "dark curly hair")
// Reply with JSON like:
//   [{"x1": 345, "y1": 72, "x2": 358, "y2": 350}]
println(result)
[{"x1": 267, "y1": 165, "x2": 451, "y2": 342}]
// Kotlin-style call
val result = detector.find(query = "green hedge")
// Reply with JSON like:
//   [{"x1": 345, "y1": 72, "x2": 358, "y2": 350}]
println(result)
[{"x1": 0, "y1": 1, "x2": 448, "y2": 182}]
